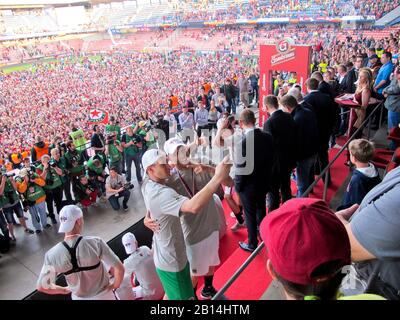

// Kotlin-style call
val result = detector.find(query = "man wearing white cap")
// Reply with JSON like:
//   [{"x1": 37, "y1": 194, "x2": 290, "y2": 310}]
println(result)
[
  {"x1": 115, "y1": 232, "x2": 164, "y2": 300},
  {"x1": 161, "y1": 137, "x2": 229, "y2": 299},
  {"x1": 37, "y1": 205, "x2": 124, "y2": 300},
  {"x1": 141, "y1": 148, "x2": 231, "y2": 300}
]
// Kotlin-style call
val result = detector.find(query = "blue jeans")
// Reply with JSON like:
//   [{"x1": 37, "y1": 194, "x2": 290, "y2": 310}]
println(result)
[
  {"x1": 29, "y1": 201, "x2": 48, "y2": 231},
  {"x1": 108, "y1": 190, "x2": 131, "y2": 211},
  {"x1": 388, "y1": 110, "x2": 400, "y2": 150},
  {"x1": 125, "y1": 152, "x2": 142, "y2": 183},
  {"x1": 3, "y1": 202, "x2": 24, "y2": 223},
  {"x1": 296, "y1": 154, "x2": 317, "y2": 197}
]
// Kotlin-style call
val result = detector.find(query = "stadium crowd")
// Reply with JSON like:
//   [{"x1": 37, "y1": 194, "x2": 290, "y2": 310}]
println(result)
[
  {"x1": 1, "y1": 20, "x2": 400, "y2": 301},
  {"x1": 171, "y1": 0, "x2": 400, "y2": 21}
]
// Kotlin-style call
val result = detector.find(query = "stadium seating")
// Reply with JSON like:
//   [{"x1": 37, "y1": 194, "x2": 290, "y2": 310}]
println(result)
[{"x1": 1, "y1": 0, "x2": 399, "y2": 36}]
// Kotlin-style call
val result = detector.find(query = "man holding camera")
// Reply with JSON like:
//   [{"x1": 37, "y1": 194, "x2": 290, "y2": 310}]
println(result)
[
  {"x1": 105, "y1": 167, "x2": 131, "y2": 212},
  {"x1": 50, "y1": 147, "x2": 72, "y2": 204},
  {"x1": 0, "y1": 169, "x2": 34, "y2": 240},
  {"x1": 121, "y1": 126, "x2": 143, "y2": 185},
  {"x1": 64, "y1": 142, "x2": 85, "y2": 180},
  {"x1": 73, "y1": 175, "x2": 98, "y2": 208},
  {"x1": 36, "y1": 155, "x2": 64, "y2": 225},
  {"x1": 16, "y1": 168, "x2": 50, "y2": 234},
  {"x1": 105, "y1": 134, "x2": 123, "y2": 174},
  {"x1": 86, "y1": 154, "x2": 107, "y2": 200}
]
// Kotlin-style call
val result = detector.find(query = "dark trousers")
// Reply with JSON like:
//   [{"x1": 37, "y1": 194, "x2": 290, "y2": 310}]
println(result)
[
  {"x1": 238, "y1": 189, "x2": 266, "y2": 248},
  {"x1": 316, "y1": 142, "x2": 331, "y2": 183},
  {"x1": 196, "y1": 124, "x2": 209, "y2": 138},
  {"x1": 269, "y1": 165, "x2": 293, "y2": 211},
  {"x1": 93, "y1": 178, "x2": 106, "y2": 196},
  {"x1": 338, "y1": 106, "x2": 349, "y2": 135},
  {"x1": 125, "y1": 153, "x2": 142, "y2": 183},
  {"x1": 226, "y1": 98, "x2": 236, "y2": 114},
  {"x1": 0, "y1": 211, "x2": 9, "y2": 239},
  {"x1": 108, "y1": 189, "x2": 131, "y2": 211},
  {"x1": 63, "y1": 177, "x2": 73, "y2": 202},
  {"x1": 45, "y1": 186, "x2": 63, "y2": 218}
]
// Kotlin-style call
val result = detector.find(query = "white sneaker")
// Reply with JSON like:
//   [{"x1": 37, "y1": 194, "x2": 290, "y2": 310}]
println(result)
[{"x1": 231, "y1": 221, "x2": 246, "y2": 232}]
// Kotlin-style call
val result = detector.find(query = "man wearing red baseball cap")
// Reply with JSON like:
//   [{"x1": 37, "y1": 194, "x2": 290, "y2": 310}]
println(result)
[{"x1": 260, "y1": 198, "x2": 385, "y2": 300}]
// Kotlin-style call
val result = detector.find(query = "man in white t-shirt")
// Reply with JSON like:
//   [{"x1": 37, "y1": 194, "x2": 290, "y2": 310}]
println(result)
[
  {"x1": 162, "y1": 138, "x2": 230, "y2": 299},
  {"x1": 36, "y1": 205, "x2": 124, "y2": 300},
  {"x1": 115, "y1": 232, "x2": 164, "y2": 300},
  {"x1": 141, "y1": 149, "x2": 231, "y2": 300}
]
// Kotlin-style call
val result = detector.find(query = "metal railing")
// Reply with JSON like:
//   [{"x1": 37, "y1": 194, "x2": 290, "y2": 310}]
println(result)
[{"x1": 212, "y1": 101, "x2": 384, "y2": 300}]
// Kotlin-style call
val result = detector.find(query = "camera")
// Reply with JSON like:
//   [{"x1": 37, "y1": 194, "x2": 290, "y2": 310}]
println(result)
[
  {"x1": 71, "y1": 155, "x2": 80, "y2": 164},
  {"x1": 143, "y1": 123, "x2": 153, "y2": 132},
  {"x1": 0, "y1": 167, "x2": 15, "y2": 178},
  {"x1": 106, "y1": 133, "x2": 116, "y2": 145},
  {"x1": 49, "y1": 159, "x2": 58, "y2": 168},
  {"x1": 123, "y1": 182, "x2": 134, "y2": 191},
  {"x1": 58, "y1": 141, "x2": 67, "y2": 153}
]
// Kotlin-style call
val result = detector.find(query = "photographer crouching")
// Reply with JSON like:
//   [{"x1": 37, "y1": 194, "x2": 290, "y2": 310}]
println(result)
[
  {"x1": 0, "y1": 167, "x2": 34, "y2": 240},
  {"x1": 86, "y1": 154, "x2": 108, "y2": 202},
  {"x1": 105, "y1": 167, "x2": 132, "y2": 212},
  {"x1": 72, "y1": 175, "x2": 98, "y2": 209},
  {"x1": 36, "y1": 155, "x2": 64, "y2": 225},
  {"x1": 16, "y1": 168, "x2": 51, "y2": 234}
]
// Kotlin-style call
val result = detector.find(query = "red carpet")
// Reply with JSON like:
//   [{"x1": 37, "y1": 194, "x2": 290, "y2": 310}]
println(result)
[
  {"x1": 197, "y1": 148, "x2": 350, "y2": 300},
  {"x1": 212, "y1": 247, "x2": 272, "y2": 300},
  {"x1": 291, "y1": 148, "x2": 350, "y2": 203}
]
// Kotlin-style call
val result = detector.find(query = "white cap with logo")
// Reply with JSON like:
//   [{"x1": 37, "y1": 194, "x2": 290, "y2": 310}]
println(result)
[
  {"x1": 164, "y1": 137, "x2": 185, "y2": 155},
  {"x1": 122, "y1": 232, "x2": 138, "y2": 254},
  {"x1": 142, "y1": 149, "x2": 165, "y2": 174},
  {"x1": 58, "y1": 205, "x2": 83, "y2": 233}
]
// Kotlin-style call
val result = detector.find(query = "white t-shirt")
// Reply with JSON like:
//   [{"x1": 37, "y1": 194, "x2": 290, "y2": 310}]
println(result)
[
  {"x1": 166, "y1": 169, "x2": 221, "y2": 246},
  {"x1": 116, "y1": 246, "x2": 164, "y2": 300},
  {"x1": 141, "y1": 178, "x2": 189, "y2": 272},
  {"x1": 37, "y1": 236, "x2": 120, "y2": 299}
]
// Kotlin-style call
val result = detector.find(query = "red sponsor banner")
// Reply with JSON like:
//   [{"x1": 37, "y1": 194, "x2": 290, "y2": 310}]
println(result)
[
  {"x1": 89, "y1": 109, "x2": 109, "y2": 125},
  {"x1": 259, "y1": 40, "x2": 311, "y2": 126}
]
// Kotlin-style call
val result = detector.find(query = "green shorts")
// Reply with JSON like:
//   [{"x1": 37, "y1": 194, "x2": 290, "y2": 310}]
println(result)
[{"x1": 156, "y1": 263, "x2": 194, "y2": 300}]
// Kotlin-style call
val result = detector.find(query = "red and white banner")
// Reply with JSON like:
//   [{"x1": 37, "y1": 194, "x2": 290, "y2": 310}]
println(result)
[
  {"x1": 88, "y1": 109, "x2": 109, "y2": 125},
  {"x1": 259, "y1": 39, "x2": 311, "y2": 126}
]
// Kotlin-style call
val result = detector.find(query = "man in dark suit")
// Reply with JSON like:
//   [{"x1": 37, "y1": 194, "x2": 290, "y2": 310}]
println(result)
[
  {"x1": 303, "y1": 78, "x2": 335, "y2": 184},
  {"x1": 262, "y1": 95, "x2": 297, "y2": 210},
  {"x1": 281, "y1": 94, "x2": 319, "y2": 197},
  {"x1": 312, "y1": 71, "x2": 334, "y2": 99},
  {"x1": 343, "y1": 57, "x2": 363, "y2": 94},
  {"x1": 235, "y1": 109, "x2": 275, "y2": 252}
]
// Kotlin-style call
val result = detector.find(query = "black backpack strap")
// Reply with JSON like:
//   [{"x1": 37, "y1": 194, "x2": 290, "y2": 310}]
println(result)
[
  {"x1": 62, "y1": 236, "x2": 83, "y2": 275},
  {"x1": 62, "y1": 237, "x2": 101, "y2": 276}
]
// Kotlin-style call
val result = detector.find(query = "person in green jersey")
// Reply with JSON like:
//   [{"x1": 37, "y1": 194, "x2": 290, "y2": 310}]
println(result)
[
  {"x1": 86, "y1": 154, "x2": 107, "y2": 200},
  {"x1": 36, "y1": 155, "x2": 63, "y2": 225},
  {"x1": 105, "y1": 133, "x2": 123, "y2": 174}
]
